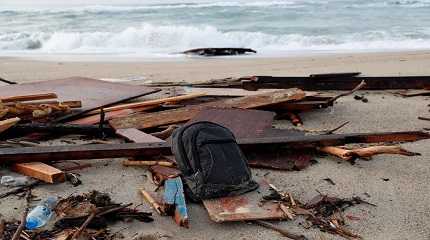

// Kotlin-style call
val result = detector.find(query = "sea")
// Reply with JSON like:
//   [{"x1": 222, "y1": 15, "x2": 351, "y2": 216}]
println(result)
[{"x1": 1, "y1": 0, "x2": 430, "y2": 58}]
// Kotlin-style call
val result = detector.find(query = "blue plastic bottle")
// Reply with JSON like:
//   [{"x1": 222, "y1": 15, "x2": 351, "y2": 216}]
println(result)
[{"x1": 25, "y1": 196, "x2": 58, "y2": 230}]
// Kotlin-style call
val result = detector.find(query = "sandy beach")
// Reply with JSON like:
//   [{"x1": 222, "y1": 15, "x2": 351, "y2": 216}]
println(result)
[
  {"x1": 2, "y1": 51, "x2": 430, "y2": 84},
  {"x1": 1, "y1": 51, "x2": 430, "y2": 240}
]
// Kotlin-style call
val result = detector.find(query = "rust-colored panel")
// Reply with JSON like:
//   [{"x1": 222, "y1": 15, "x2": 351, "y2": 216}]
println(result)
[
  {"x1": 203, "y1": 181, "x2": 286, "y2": 222},
  {"x1": 0, "y1": 77, "x2": 158, "y2": 121},
  {"x1": 189, "y1": 108, "x2": 275, "y2": 139},
  {"x1": 247, "y1": 149, "x2": 314, "y2": 171}
]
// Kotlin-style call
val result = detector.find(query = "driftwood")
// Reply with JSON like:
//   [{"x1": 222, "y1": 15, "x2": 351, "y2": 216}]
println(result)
[
  {"x1": 418, "y1": 116, "x2": 430, "y2": 121},
  {"x1": 318, "y1": 145, "x2": 420, "y2": 162},
  {"x1": 1, "y1": 93, "x2": 57, "y2": 103},
  {"x1": 151, "y1": 125, "x2": 179, "y2": 140},
  {"x1": 0, "y1": 117, "x2": 20, "y2": 134},
  {"x1": 140, "y1": 189, "x2": 164, "y2": 215},
  {"x1": 254, "y1": 220, "x2": 308, "y2": 240},
  {"x1": 0, "y1": 77, "x2": 17, "y2": 85},
  {"x1": 328, "y1": 80, "x2": 366, "y2": 104},
  {"x1": 182, "y1": 48, "x2": 256, "y2": 56},
  {"x1": 123, "y1": 160, "x2": 174, "y2": 167}
]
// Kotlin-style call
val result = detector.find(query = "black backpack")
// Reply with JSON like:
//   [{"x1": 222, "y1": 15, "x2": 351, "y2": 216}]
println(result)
[{"x1": 171, "y1": 121, "x2": 259, "y2": 201}]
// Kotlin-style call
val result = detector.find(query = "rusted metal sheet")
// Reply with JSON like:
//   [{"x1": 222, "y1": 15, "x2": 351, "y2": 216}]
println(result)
[
  {"x1": 203, "y1": 180, "x2": 286, "y2": 222},
  {"x1": 189, "y1": 108, "x2": 275, "y2": 139},
  {"x1": 0, "y1": 77, "x2": 159, "y2": 121},
  {"x1": 247, "y1": 149, "x2": 314, "y2": 171},
  {"x1": 240, "y1": 75, "x2": 430, "y2": 90}
]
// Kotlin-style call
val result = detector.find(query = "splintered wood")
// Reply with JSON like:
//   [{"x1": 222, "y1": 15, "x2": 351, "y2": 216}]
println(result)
[
  {"x1": 318, "y1": 145, "x2": 420, "y2": 162},
  {"x1": 109, "y1": 88, "x2": 305, "y2": 129},
  {"x1": 0, "y1": 117, "x2": 20, "y2": 134},
  {"x1": 12, "y1": 162, "x2": 65, "y2": 183}
]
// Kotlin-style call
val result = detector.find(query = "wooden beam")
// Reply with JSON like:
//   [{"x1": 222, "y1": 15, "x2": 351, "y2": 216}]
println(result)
[
  {"x1": 109, "y1": 88, "x2": 305, "y2": 130},
  {"x1": 88, "y1": 92, "x2": 206, "y2": 115},
  {"x1": 116, "y1": 128, "x2": 166, "y2": 143},
  {"x1": 0, "y1": 131, "x2": 427, "y2": 164},
  {"x1": 1, "y1": 93, "x2": 57, "y2": 103},
  {"x1": 68, "y1": 109, "x2": 135, "y2": 125},
  {"x1": 0, "y1": 117, "x2": 20, "y2": 134},
  {"x1": 11, "y1": 162, "x2": 65, "y2": 183}
]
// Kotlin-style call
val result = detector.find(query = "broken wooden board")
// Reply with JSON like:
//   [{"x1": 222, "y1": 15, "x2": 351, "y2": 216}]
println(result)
[
  {"x1": 87, "y1": 92, "x2": 206, "y2": 115},
  {"x1": 236, "y1": 75, "x2": 430, "y2": 90},
  {"x1": 203, "y1": 180, "x2": 285, "y2": 222},
  {"x1": 164, "y1": 177, "x2": 189, "y2": 227},
  {"x1": 11, "y1": 162, "x2": 65, "y2": 183},
  {"x1": 109, "y1": 88, "x2": 305, "y2": 130},
  {"x1": 116, "y1": 128, "x2": 166, "y2": 144},
  {"x1": 0, "y1": 93, "x2": 58, "y2": 103},
  {"x1": 0, "y1": 77, "x2": 159, "y2": 121},
  {"x1": 68, "y1": 109, "x2": 135, "y2": 125},
  {"x1": 189, "y1": 108, "x2": 275, "y2": 139},
  {"x1": 182, "y1": 87, "x2": 281, "y2": 97},
  {"x1": 0, "y1": 131, "x2": 428, "y2": 163},
  {"x1": 395, "y1": 89, "x2": 430, "y2": 97},
  {"x1": 0, "y1": 117, "x2": 20, "y2": 134}
]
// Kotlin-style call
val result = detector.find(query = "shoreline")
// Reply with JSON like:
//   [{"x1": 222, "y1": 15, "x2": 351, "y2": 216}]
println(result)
[{"x1": 2, "y1": 50, "x2": 430, "y2": 84}]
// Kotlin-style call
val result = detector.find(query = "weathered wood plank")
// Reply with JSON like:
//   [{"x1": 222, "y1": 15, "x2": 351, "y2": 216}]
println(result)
[
  {"x1": 1, "y1": 93, "x2": 57, "y2": 103},
  {"x1": 116, "y1": 128, "x2": 166, "y2": 143},
  {"x1": 0, "y1": 131, "x2": 428, "y2": 164},
  {"x1": 11, "y1": 162, "x2": 65, "y2": 183},
  {"x1": 109, "y1": 88, "x2": 305, "y2": 130},
  {"x1": 0, "y1": 117, "x2": 20, "y2": 134}
]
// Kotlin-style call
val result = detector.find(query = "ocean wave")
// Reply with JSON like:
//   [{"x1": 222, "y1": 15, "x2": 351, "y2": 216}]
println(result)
[
  {"x1": 0, "y1": 1, "x2": 304, "y2": 13},
  {"x1": 349, "y1": 0, "x2": 430, "y2": 8},
  {"x1": 1, "y1": 24, "x2": 430, "y2": 55}
]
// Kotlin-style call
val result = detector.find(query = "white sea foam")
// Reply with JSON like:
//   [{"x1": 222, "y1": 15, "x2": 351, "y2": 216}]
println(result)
[{"x1": 1, "y1": 24, "x2": 430, "y2": 56}]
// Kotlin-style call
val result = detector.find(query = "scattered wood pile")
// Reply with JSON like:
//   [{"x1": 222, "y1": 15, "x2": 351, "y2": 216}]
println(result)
[{"x1": 0, "y1": 74, "x2": 429, "y2": 240}]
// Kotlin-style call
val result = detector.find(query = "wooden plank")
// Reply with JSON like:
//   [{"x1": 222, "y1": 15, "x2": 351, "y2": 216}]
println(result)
[
  {"x1": 109, "y1": 88, "x2": 305, "y2": 130},
  {"x1": 0, "y1": 117, "x2": 20, "y2": 134},
  {"x1": 203, "y1": 180, "x2": 285, "y2": 222},
  {"x1": 0, "y1": 93, "x2": 57, "y2": 103},
  {"x1": 116, "y1": 128, "x2": 166, "y2": 143},
  {"x1": 11, "y1": 162, "x2": 65, "y2": 183},
  {"x1": 68, "y1": 109, "x2": 135, "y2": 125},
  {"x1": 0, "y1": 77, "x2": 159, "y2": 121},
  {"x1": 0, "y1": 131, "x2": 427, "y2": 164},
  {"x1": 87, "y1": 92, "x2": 206, "y2": 115},
  {"x1": 182, "y1": 87, "x2": 281, "y2": 97}
]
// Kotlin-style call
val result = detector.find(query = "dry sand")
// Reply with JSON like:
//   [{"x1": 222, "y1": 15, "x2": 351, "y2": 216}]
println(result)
[{"x1": 0, "y1": 51, "x2": 430, "y2": 240}]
